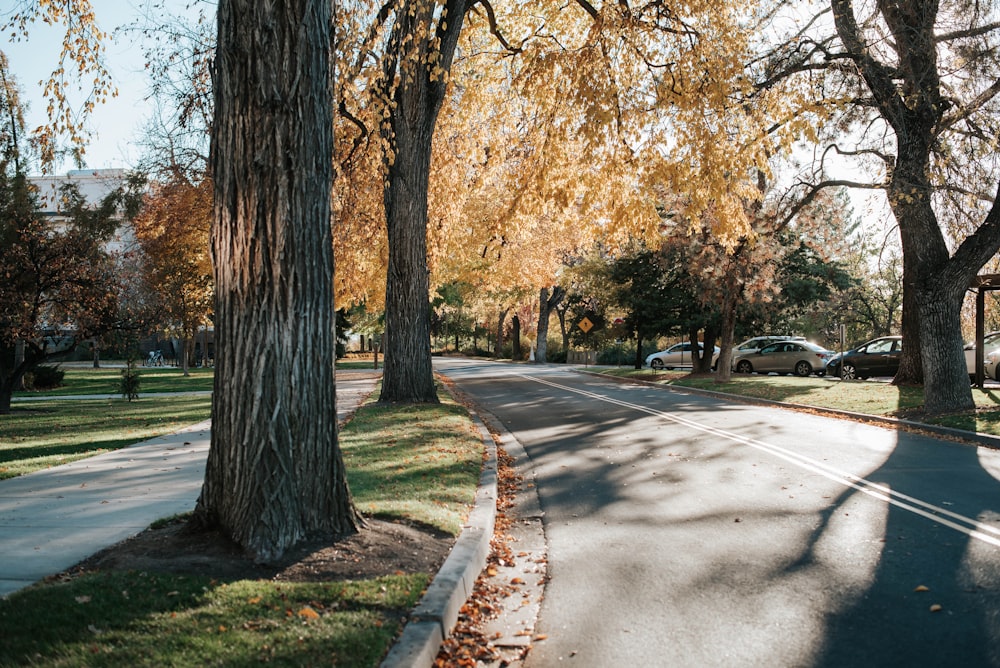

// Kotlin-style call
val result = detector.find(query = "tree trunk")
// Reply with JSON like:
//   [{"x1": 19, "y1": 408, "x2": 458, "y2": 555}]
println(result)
[
  {"x1": 893, "y1": 229, "x2": 923, "y2": 385},
  {"x1": 13, "y1": 339, "x2": 25, "y2": 390},
  {"x1": 889, "y1": 145, "x2": 968, "y2": 410},
  {"x1": 378, "y1": 0, "x2": 468, "y2": 403},
  {"x1": 91, "y1": 339, "x2": 100, "y2": 369},
  {"x1": 634, "y1": 333, "x2": 644, "y2": 369},
  {"x1": 198, "y1": 0, "x2": 359, "y2": 562},
  {"x1": 917, "y1": 279, "x2": 971, "y2": 413},
  {"x1": 535, "y1": 286, "x2": 565, "y2": 364},
  {"x1": 495, "y1": 307, "x2": 508, "y2": 358},
  {"x1": 715, "y1": 277, "x2": 741, "y2": 382},
  {"x1": 557, "y1": 307, "x2": 569, "y2": 355},
  {"x1": 694, "y1": 322, "x2": 720, "y2": 373},
  {"x1": 380, "y1": 128, "x2": 437, "y2": 400},
  {"x1": 512, "y1": 315, "x2": 522, "y2": 360},
  {"x1": 179, "y1": 337, "x2": 190, "y2": 377}
]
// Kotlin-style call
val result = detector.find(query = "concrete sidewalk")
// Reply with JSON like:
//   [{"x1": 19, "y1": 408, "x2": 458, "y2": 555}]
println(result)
[{"x1": 0, "y1": 373, "x2": 381, "y2": 598}]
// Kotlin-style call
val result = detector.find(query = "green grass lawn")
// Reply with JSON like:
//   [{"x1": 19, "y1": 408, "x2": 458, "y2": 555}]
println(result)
[
  {"x1": 1, "y1": 396, "x2": 213, "y2": 479},
  {"x1": 16, "y1": 365, "x2": 215, "y2": 397},
  {"x1": 597, "y1": 367, "x2": 1000, "y2": 438},
  {"x1": 0, "y1": 371, "x2": 482, "y2": 667}
]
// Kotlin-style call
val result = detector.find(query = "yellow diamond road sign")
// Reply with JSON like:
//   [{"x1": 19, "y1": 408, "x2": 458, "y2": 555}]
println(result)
[{"x1": 578, "y1": 317, "x2": 594, "y2": 333}]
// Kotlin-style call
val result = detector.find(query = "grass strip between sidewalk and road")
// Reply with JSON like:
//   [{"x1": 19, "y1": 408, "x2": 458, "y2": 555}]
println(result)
[
  {"x1": 596, "y1": 367, "x2": 1000, "y2": 438},
  {"x1": 0, "y1": 370, "x2": 483, "y2": 667}
]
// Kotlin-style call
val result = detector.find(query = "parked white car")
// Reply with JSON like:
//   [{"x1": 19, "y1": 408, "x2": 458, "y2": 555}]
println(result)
[
  {"x1": 964, "y1": 330, "x2": 1000, "y2": 378},
  {"x1": 645, "y1": 342, "x2": 720, "y2": 370}
]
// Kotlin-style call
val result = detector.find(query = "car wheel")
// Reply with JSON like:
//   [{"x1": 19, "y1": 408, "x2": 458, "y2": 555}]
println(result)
[
  {"x1": 650, "y1": 359, "x2": 664, "y2": 370},
  {"x1": 794, "y1": 361, "x2": 812, "y2": 377},
  {"x1": 735, "y1": 360, "x2": 753, "y2": 374},
  {"x1": 842, "y1": 363, "x2": 858, "y2": 380}
]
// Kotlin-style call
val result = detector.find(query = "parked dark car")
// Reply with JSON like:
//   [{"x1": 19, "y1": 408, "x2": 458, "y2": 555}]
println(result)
[{"x1": 826, "y1": 336, "x2": 902, "y2": 379}]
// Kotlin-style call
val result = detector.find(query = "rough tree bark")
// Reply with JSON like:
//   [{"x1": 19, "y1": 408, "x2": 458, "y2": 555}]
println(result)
[
  {"x1": 379, "y1": 0, "x2": 469, "y2": 403},
  {"x1": 715, "y1": 284, "x2": 740, "y2": 382},
  {"x1": 535, "y1": 286, "x2": 565, "y2": 364},
  {"x1": 495, "y1": 307, "x2": 509, "y2": 358},
  {"x1": 197, "y1": 0, "x2": 360, "y2": 562}
]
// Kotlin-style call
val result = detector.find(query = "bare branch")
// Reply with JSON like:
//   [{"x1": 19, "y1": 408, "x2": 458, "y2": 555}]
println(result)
[{"x1": 468, "y1": 0, "x2": 522, "y2": 54}]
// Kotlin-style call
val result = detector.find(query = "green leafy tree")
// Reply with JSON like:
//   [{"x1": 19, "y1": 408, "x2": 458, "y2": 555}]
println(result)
[
  {"x1": 0, "y1": 175, "x2": 143, "y2": 413},
  {"x1": 609, "y1": 244, "x2": 691, "y2": 369}
]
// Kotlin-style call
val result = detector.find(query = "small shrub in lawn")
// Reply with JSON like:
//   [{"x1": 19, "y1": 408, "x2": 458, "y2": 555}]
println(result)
[
  {"x1": 120, "y1": 362, "x2": 140, "y2": 401},
  {"x1": 23, "y1": 365, "x2": 65, "y2": 390}
]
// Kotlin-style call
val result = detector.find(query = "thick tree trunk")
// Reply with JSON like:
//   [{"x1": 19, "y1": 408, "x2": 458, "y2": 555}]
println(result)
[
  {"x1": 894, "y1": 226, "x2": 924, "y2": 385},
  {"x1": 917, "y1": 280, "x2": 971, "y2": 413},
  {"x1": 512, "y1": 315, "x2": 522, "y2": 360},
  {"x1": 715, "y1": 279, "x2": 741, "y2": 382},
  {"x1": 379, "y1": 0, "x2": 468, "y2": 403},
  {"x1": 495, "y1": 307, "x2": 508, "y2": 358},
  {"x1": 13, "y1": 339, "x2": 25, "y2": 389},
  {"x1": 558, "y1": 307, "x2": 569, "y2": 355},
  {"x1": 198, "y1": 0, "x2": 359, "y2": 562},
  {"x1": 889, "y1": 147, "x2": 970, "y2": 411},
  {"x1": 535, "y1": 286, "x2": 565, "y2": 364},
  {"x1": 380, "y1": 129, "x2": 438, "y2": 401},
  {"x1": 694, "y1": 322, "x2": 720, "y2": 373}
]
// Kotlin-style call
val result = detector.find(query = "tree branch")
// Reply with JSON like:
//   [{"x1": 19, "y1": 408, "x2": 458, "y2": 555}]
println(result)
[{"x1": 469, "y1": 0, "x2": 522, "y2": 54}]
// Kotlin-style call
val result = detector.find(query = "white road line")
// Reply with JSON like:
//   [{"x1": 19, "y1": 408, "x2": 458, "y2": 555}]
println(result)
[{"x1": 522, "y1": 374, "x2": 1000, "y2": 549}]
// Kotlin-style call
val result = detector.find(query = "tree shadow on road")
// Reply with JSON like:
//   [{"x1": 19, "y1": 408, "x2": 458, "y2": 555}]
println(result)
[{"x1": 793, "y1": 433, "x2": 1000, "y2": 666}]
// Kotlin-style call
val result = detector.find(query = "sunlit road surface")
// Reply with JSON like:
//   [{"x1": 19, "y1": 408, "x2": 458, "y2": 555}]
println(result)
[{"x1": 435, "y1": 358, "x2": 1000, "y2": 667}]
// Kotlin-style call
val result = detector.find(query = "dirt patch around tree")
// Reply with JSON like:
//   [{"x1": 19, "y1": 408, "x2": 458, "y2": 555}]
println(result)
[{"x1": 69, "y1": 516, "x2": 456, "y2": 583}]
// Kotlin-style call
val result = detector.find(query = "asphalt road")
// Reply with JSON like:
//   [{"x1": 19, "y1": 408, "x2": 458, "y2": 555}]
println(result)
[{"x1": 435, "y1": 358, "x2": 1000, "y2": 667}]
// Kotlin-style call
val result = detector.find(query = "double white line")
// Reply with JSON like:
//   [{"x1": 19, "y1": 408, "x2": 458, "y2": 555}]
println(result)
[{"x1": 523, "y1": 374, "x2": 1000, "y2": 549}]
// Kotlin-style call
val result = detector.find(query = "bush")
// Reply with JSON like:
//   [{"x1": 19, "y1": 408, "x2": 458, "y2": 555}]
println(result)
[
  {"x1": 23, "y1": 365, "x2": 65, "y2": 390},
  {"x1": 595, "y1": 343, "x2": 659, "y2": 366},
  {"x1": 547, "y1": 349, "x2": 567, "y2": 363},
  {"x1": 120, "y1": 362, "x2": 140, "y2": 401}
]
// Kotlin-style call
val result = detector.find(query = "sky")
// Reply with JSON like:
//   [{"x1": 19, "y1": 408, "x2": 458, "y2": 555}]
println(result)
[{"x1": 2, "y1": 1, "x2": 187, "y2": 175}]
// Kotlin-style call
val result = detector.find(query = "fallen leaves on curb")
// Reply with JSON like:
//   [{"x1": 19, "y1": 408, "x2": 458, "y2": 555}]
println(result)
[{"x1": 435, "y1": 445, "x2": 534, "y2": 667}]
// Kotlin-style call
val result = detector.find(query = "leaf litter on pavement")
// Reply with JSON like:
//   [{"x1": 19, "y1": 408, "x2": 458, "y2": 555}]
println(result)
[{"x1": 435, "y1": 445, "x2": 549, "y2": 667}]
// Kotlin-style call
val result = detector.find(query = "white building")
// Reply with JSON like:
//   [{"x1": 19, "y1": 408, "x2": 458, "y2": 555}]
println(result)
[{"x1": 28, "y1": 168, "x2": 134, "y2": 253}]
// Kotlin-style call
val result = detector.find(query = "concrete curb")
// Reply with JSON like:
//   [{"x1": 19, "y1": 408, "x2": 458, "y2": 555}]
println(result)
[
  {"x1": 380, "y1": 412, "x2": 498, "y2": 668},
  {"x1": 579, "y1": 368, "x2": 1000, "y2": 450}
]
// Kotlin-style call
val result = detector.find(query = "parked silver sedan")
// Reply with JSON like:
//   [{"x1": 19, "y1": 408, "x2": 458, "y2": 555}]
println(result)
[{"x1": 732, "y1": 340, "x2": 835, "y2": 377}]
